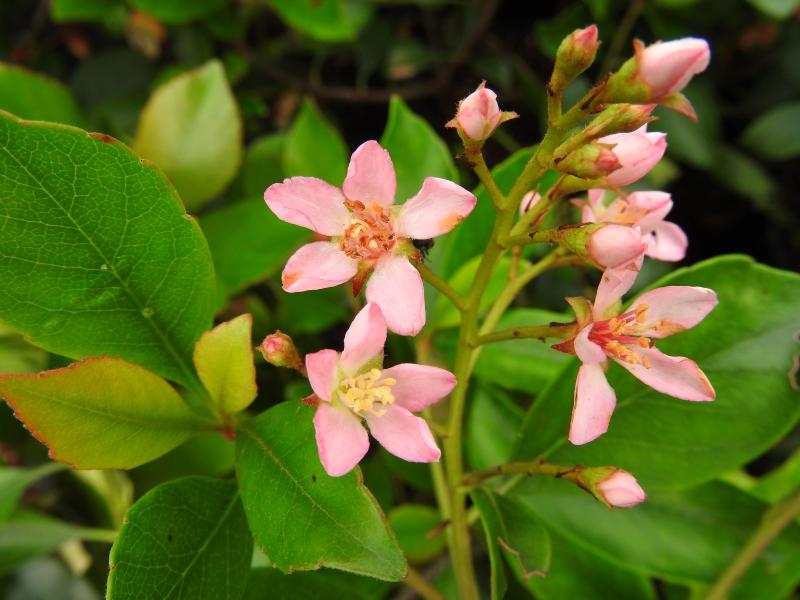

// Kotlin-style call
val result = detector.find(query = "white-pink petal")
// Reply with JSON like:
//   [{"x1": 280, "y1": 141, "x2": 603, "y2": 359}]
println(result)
[
  {"x1": 626, "y1": 191, "x2": 673, "y2": 231},
  {"x1": 574, "y1": 324, "x2": 606, "y2": 365},
  {"x1": 597, "y1": 470, "x2": 646, "y2": 508},
  {"x1": 569, "y1": 363, "x2": 617, "y2": 445},
  {"x1": 282, "y1": 241, "x2": 358, "y2": 292},
  {"x1": 395, "y1": 177, "x2": 477, "y2": 240},
  {"x1": 264, "y1": 176, "x2": 349, "y2": 236},
  {"x1": 630, "y1": 286, "x2": 718, "y2": 338},
  {"x1": 601, "y1": 127, "x2": 667, "y2": 187},
  {"x1": 639, "y1": 38, "x2": 710, "y2": 99},
  {"x1": 305, "y1": 349, "x2": 339, "y2": 401},
  {"x1": 592, "y1": 258, "x2": 642, "y2": 320},
  {"x1": 365, "y1": 405, "x2": 441, "y2": 463},
  {"x1": 588, "y1": 224, "x2": 646, "y2": 269},
  {"x1": 365, "y1": 255, "x2": 425, "y2": 336},
  {"x1": 342, "y1": 141, "x2": 396, "y2": 207},
  {"x1": 616, "y1": 346, "x2": 715, "y2": 401},
  {"x1": 381, "y1": 363, "x2": 456, "y2": 412},
  {"x1": 645, "y1": 221, "x2": 688, "y2": 262},
  {"x1": 340, "y1": 303, "x2": 387, "y2": 375},
  {"x1": 314, "y1": 403, "x2": 370, "y2": 477}
]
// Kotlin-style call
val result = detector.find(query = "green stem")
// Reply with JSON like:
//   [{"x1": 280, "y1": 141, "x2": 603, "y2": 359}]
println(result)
[
  {"x1": 405, "y1": 566, "x2": 446, "y2": 600},
  {"x1": 705, "y1": 489, "x2": 800, "y2": 600},
  {"x1": 472, "y1": 323, "x2": 575, "y2": 347},
  {"x1": 417, "y1": 262, "x2": 466, "y2": 311},
  {"x1": 76, "y1": 527, "x2": 119, "y2": 543},
  {"x1": 462, "y1": 460, "x2": 580, "y2": 489},
  {"x1": 470, "y1": 151, "x2": 505, "y2": 209}
]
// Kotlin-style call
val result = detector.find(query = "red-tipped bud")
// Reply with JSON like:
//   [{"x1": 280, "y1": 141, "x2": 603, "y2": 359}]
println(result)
[
  {"x1": 598, "y1": 125, "x2": 666, "y2": 187},
  {"x1": 555, "y1": 142, "x2": 621, "y2": 179},
  {"x1": 550, "y1": 25, "x2": 600, "y2": 95},
  {"x1": 446, "y1": 82, "x2": 518, "y2": 144},
  {"x1": 259, "y1": 330, "x2": 304, "y2": 373},
  {"x1": 596, "y1": 469, "x2": 646, "y2": 508}
]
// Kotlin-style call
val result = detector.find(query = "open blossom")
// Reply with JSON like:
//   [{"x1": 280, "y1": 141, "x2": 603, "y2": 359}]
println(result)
[
  {"x1": 446, "y1": 82, "x2": 517, "y2": 142},
  {"x1": 554, "y1": 265, "x2": 717, "y2": 445},
  {"x1": 264, "y1": 140, "x2": 476, "y2": 335},
  {"x1": 306, "y1": 303, "x2": 456, "y2": 477},
  {"x1": 576, "y1": 189, "x2": 688, "y2": 261},
  {"x1": 598, "y1": 125, "x2": 666, "y2": 187},
  {"x1": 597, "y1": 469, "x2": 646, "y2": 508}
]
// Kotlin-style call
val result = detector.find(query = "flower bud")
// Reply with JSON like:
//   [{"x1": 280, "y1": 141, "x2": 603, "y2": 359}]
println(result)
[
  {"x1": 446, "y1": 82, "x2": 517, "y2": 143},
  {"x1": 583, "y1": 103, "x2": 657, "y2": 140},
  {"x1": 550, "y1": 25, "x2": 600, "y2": 95},
  {"x1": 519, "y1": 191, "x2": 542, "y2": 216},
  {"x1": 598, "y1": 125, "x2": 666, "y2": 187},
  {"x1": 554, "y1": 223, "x2": 645, "y2": 269},
  {"x1": 259, "y1": 330, "x2": 304, "y2": 373},
  {"x1": 555, "y1": 142, "x2": 621, "y2": 179},
  {"x1": 596, "y1": 469, "x2": 646, "y2": 508}
]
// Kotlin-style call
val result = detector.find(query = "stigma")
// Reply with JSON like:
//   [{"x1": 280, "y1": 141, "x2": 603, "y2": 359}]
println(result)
[
  {"x1": 338, "y1": 368, "x2": 397, "y2": 416},
  {"x1": 340, "y1": 200, "x2": 396, "y2": 261}
]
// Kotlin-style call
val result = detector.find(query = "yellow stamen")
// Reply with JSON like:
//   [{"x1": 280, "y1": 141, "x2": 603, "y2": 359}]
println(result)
[{"x1": 338, "y1": 368, "x2": 397, "y2": 416}]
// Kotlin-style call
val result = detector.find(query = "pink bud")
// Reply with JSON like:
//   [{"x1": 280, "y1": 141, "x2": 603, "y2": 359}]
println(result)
[
  {"x1": 447, "y1": 83, "x2": 515, "y2": 142},
  {"x1": 638, "y1": 38, "x2": 710, "y2": 100},
  {"x1": 260, "y1": 330, "x2": 304, "y2": 373},
  {"x1": 556, "y1": 142, "x2": 621, "y2": 179},
  {"x1": 588, "y1": 224, "x2": 645, "y2": 268},
  {"x1": 519, "y1": 191, "x2": 543, "y2": 216},
  {"x1": 599, "y1": 125, "x2": 666, "y2": 187},
  {"x1": 551, "y1": 25, "x2": 600, "y2": 94},
  {"x1": 597, "y1": 470, "x2": 646, "y2": 508}
]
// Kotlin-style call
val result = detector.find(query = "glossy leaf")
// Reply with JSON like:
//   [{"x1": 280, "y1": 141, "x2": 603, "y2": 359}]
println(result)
[
  {"x1": 270, "y1": 0, "x2": 374, "y2": 42},
  {"x1": 193, "y1": 314, "x2": 257, "y2": 416},
  {"x1": 0, "y1": 357, "x2": 208, "y2": 469},
  {"x1": 134, "y1": 60, "x2": 242, "y2": 210},
  {"x1": 0, "y1": 113, "x2": 215, "y2": 389},
  {"x1": 244, "y1": 567, "x2": 390, "y2": 600},
  {"x1": 129, "y1": 0, "x2": 227, "y2": 23},
  {"x1": 107, "y1": 477, "x2": 252, "y2": 600},
  {"x1": 201, "y1": 197, "x2": 309, "y2": 306},
  {"x1": 387, "y1": 504, "x2": 446, "y2": 564},
  {"x1": 0, "y1": 328, "x2": 48, "y2": 374},
  {"x1": 466, "y1": 386, "x2": 523, "y2": 471},
  {"x1": 516, "y1": 256, "x2": 800, "y2": 490},
  {"x1": 741, "y1": 102, "x2": 800, "y2": 161},
  {"x1": 236, "y1": 401, "x2": 407, "y2": 581},
  {"x1": 0, "y1": 63, "x2": 84, "y2": 126},
  {"x1": 0, "y1": 463, "x2": 65, "y2": 523},
  {"x1": 275, "y1": 287, "x2": 349, "y2": 335},
  {"x1": 282, "y1": 98, "x2": 348, "y2": 185},
  {"x1": 380, "y1": 95, "x2": 458, "y2": 202}
]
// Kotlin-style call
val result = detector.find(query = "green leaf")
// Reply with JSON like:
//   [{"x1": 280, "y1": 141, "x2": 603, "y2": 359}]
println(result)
[
  {"x1": 193, "y1": 314, "x2": 257, "y2": 416},
  {"x1": 0, "y1": 357, "x2": 208, "y2": 469},
  {"x1": 244, "y1": 567, "x2": 390, "y2": 600},
  {"x1": 466, "y1": 386, "x2": 523, "y2": 471},
  {"x1": 472, "y1": 309, "x2": 572, "y2": 394},
  {"x1": 236, "y1": 401, "x2": 407, "y2": 581},
  {"x1": 526, "y1": 530, "x2": 656, "y2": 600},
  {"x1": 0, "y1": 112, "x2": 215, "y2": 389},
  {"x1": 231, "y1": 134, "x2": 285, "y2": 199},
  {"x1": 750, "y1": 449, "x2": 800, "y2": 504},
  {"x1": 516, "y1": 256, "x2": 800, "y2": 489},
  {"x1": 107, "y1": 477, "x2": 252, "y2": 600},
  {"x1": 128, "y1": 0, "x2": 227, "y2": 23},
  {"x1": 134, "y1": 60, "x2": 242, "y2": 210},
  {"x1": 387, "y1": 504, "x2": 446, "y2": 564},
  {"x1": 747, "y1": 0, "x2": 800, "y2": 19},
  {"x1": 472, "y1": 488, "x2": 551, "y2": 591},
  {"x1": 269, "y1": 0, "x2": 374, "y2": 42},
  {"x1": 0, "y1": 332, "x2": 48, "y2": 374},
  {"x1": 470, "y1": 488, "x2": 507, "y2": 600},
  {"x1": 506, "y1": 478, "x2": 800, "y2": 598},
  {"x1": 0, "y1": 463, "x2": 65, "y2": 523},
  {"x1": 740, "y1": 102, "x2": 800, "y2": 161},
  {"x1": 0, "y1": 63, "x2": 84, "y2": 127},
  {"x1": 276, "y1": 287, "x2": 349, "y2": 335},
  {"x1": 201, "y1": 197, "x2": 309, "y2": 306},
  {"x1": 380, "y1": 96, "x2": 458, "y2": 203},
  {"x1": 712, "y1": 146, "x2": 785, "y2": 221},
  {"x1": 282, "y1": 98, "x2": 348, "y2": 185},
  {"x1": 655, "y1": 83, "x2": 719, "y2": 169}
]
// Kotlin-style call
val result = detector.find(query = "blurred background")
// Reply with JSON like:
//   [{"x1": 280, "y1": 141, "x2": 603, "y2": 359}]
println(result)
[{"x1": 0, "y1": 0, "x2": 799, "y2": 597}]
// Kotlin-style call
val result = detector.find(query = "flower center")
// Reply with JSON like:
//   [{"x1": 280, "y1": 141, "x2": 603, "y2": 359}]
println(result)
[
  {"x1": 338, "y1": 368, "x2": 397, "y2": 417},
  {"x1": 339, "y1": 200, "x2": 396, "y2": 261},
  {"x1": 589, "y1": 303, "x2": 654, "y2": 367}
]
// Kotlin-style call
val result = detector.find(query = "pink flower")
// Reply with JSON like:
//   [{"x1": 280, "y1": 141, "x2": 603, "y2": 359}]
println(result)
[
  {"x1": 306, "y1": 303, "x2": 456, "y2": 477},
  {"x1": 446, "y1": 83, "x2": 517, "y2": 142},
  {"x1": 554, "y1": 265, "x2": 717, "y2": 445},
  {"x1": 638, "y1": 38, "x2": 710, "y2": 101},
  {"x1": 577, "y1": 189, "x2": 688, "y2": 261},
  {"x1": 598, "y1": 125, "x2": 666, "y2": 187},
  {"x1": 264, "y1": 140, "x2": 476, "y2": 335},
  {"x1": 597, "y1": 469, "x2": 646, "y2": 508}
]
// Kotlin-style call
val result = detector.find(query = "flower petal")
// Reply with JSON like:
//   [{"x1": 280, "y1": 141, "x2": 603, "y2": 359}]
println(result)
[
  {"x1": 645, "y1": 221, "x2": 688, "y2": 262},
  {"x1": 574, "y1": 324, "x2": 606, "y2": 364},
  {"x1": 264, "y1": 177, "x2": 348, "y2": 236},
  {"x1": 570, "y1": 363, "x2": 617, "y2": 445},
  {"x1": 395, "y1": 177, "x2": 477, "y2": 239},
  {"x1": 340, "y1": 303, "x2": 387, "y2": 375},
  {"x1": 592, "y1": 258, "x2": 643, "y2": 320},
  {"x1": 380, "y1": 363, "x2": 456, "y2": 412},
  {"x1": 626, "y1": 191, "x2": 673, "y2": 231},
  {"x1": 365, "y1": 255, "x2": 425, "y2": 336},
  {"x1": 342, "y1": 141, "x2": 396, "y2": 207},
  {"x1": 365, "y1": 405, "x2": 440, "y2": 463},
  {"x1": 282, "y1": 241, "x2": 358, "y2": 292},
  {"x1": 314, "y1": 403, "x2": 369, "y2": 477},
  {"x1": 630, "y1": 286, "x2": 718, "y2": 338},
  {"x1": 616, "y1": 346, "x2": 715, "y2": 401},
  {"x1": 305, "y1": 349, "x2": 339, "y2": 401}
]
